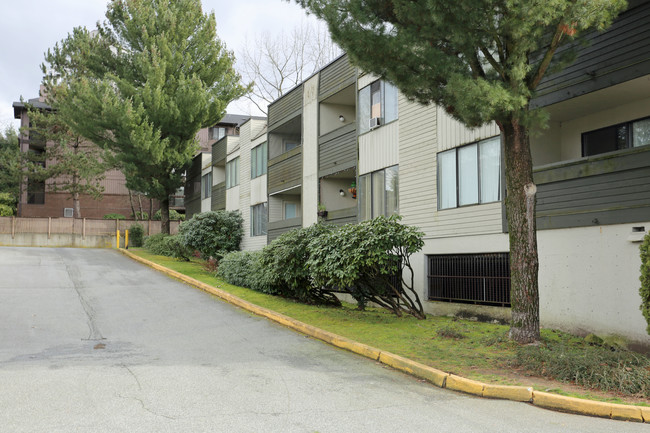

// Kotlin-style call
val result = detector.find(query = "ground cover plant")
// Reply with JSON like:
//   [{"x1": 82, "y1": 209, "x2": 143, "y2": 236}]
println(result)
[{"x1": 129, "y1": 248, "x2": 650, "y2": 405}]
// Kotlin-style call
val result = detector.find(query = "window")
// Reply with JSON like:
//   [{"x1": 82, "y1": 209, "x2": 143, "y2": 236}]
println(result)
[
  {"x1": 582, "y1": 117, "x2": 650, "y2": 157},
  {"x1": 359, "y1": 165, "x2": 399, "y2": 220},
  {"x1": 284, "y1": 202, "x2": 298, "y2": 219},
  {"x1": 209, "y1": 127, "x2": 226, "y2": 141},
  {"x1": 438, "y1": 137, "x2": 501, "y2": 210},
  {"x1": 251, "y1": 142, "x2": 267, "y2": 178},
  {"x1": 250, "y1": 203, "x2": 268, "y2": 236},
  {"x1": 201, "y1": 172, "x2": 212, "y2": 199},
  {"x1": 226, "y1": 157, "x2": 239, "y2": 189},
  {"x1": 284, "y1": 141, "x2": 300, "y2": 152},
  {"x1": 27, "y1": 146, "x2": 45, "y2": 205},
  {"x1": 428, "y1": 253, "x2": 511, "y2": 306},
  {"x1": 358, "y1": 80, "x2": 399, "y2": 134}
]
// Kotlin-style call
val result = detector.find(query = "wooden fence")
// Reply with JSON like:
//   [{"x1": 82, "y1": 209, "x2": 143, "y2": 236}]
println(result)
[{"x1": 0, "y1": 216, "x2": 180, "y2": 248}]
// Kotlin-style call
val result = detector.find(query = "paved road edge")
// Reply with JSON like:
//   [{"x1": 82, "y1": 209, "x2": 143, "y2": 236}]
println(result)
[{"x1": 119, "y1": 249, "x2": 648, "y2": 423}]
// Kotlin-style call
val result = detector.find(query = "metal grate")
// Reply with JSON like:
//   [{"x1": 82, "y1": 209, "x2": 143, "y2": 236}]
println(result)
[{"x1": 427, "y1": 253, "x2": 510, "y2": 307}]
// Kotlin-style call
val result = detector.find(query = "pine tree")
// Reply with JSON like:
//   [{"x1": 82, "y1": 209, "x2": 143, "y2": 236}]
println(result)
[
  {"x1": 294, "y1": 0, "x2": 626, "y2": 343},
  {"x1": 42, "y1": 0, "x2": 249, "y2": 233}
]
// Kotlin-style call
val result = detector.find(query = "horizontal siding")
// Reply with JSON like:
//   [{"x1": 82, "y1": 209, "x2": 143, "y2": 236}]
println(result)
[
  {"x1": 534, "y1": 146, "x2": 650, "y2": 229},
  {"x1": 533, "y1": 1, "x2": 650, "y2": 107},
  {"x1": 358, "y1": 121, "x2": 399, "y2": 174},
  {"x1": 211, "y1": 182, "x2": 226, "y2": 210},
  {"x1": 268, "y1": 149, "x2": 302, "y2": 194},
  {"x1": 212, "y1": 139, "x2": 227, "y2": 165},
  {"x1": 268, "y1": 85, "x2": 303, "y2": 129},
  {"x1": 267, "y1": 217, "x2": 302, "y2": 242},
  {"x1": 400, "y1": 98, "x2": 503, "y2": 238},
  {"x1": 319, "y1": 55, "x2": 356, "y2": 100},
  {"x1": 324, "y1": 206, "x2": 357, "y2": 227},
  {"x1": 318, "y1": 123, "x2": 357, "y2": 176},
  {"x1": 436, "y1": 106, "x2": 499, "y2": 150}
]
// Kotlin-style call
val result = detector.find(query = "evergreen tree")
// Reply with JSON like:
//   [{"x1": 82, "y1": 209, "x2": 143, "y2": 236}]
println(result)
[
  {"x1": 0, "y1": 125, "x2": 21, "y2": 214},
  {"x1": 42, "y1": 0, "x2": 249, "y2": 233},
  {"x1": 294, "y1": 0, "x2": 626, "y2": 343}
]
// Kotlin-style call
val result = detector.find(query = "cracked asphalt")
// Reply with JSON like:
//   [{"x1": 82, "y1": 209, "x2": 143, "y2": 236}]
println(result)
[{"x1": 0, "y1": 247, "x2": 646, "y2": 432}]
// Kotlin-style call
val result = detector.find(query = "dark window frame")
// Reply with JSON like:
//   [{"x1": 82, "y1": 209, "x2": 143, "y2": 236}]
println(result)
[{"x1": 581, "y1": 116, "x2": 650, "y2": 157}]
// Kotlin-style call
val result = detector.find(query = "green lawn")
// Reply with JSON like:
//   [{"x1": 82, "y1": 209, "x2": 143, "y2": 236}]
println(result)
[{"x1": 127, "y1": 248, "x2": 649, "y2": 406}]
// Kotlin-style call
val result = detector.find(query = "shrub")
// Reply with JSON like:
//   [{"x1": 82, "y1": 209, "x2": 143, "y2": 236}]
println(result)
[
  {"x1": 640, "y1": 231, "x2": 650, "y2": 335},
  {"x1": 218, "y1": 250, "x2": 272, "y2": 293},
  {"x1": 308, "y1": 215, "x2": 426, "y2": 319},
  {"x1": 515, "y1": 340, "x2": 650, "y2": 397},
  {"x1": 0, "y1": 192, "x2": 16, "y2": 216},
  {"x1": 0, "y1": 204, "x2": 13, "y2": 217},
  {"x1": 178, "y1": 211, "x2": 243, "y2": 260},
  {"x1": 128, "y1": 224, "x2": 144, "y2": 247},
  {"x1": 103, "y1": 213, "x2": 125, "y2": 220},
  {"x1": 259, "y1": 224, "x2": 341, "y2": 306},
  {"x1": 132, "y1": 211, "x2": 149, "y2": 220},
  {"x1": 143, "y1": 233, "x2": 191, "y2": 260},
  {"x1": 153, "y1": 209, "x2": 185, "y2": 221}
]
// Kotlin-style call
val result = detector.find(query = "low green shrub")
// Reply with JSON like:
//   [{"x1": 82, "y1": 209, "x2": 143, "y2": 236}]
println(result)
[
  {"x1": 128, "y1": 224, "x2": 144, "y2": 247},
  {"x1": 132, "y1": 211, "x2": 149, "y2": 220},
  {"x1": 0, "y1": 204, "x2": 13, "y2": 217},
  {"x1": 514, "y1": 341, "x2": 650, "y2": 397},
  {"x1": 260, "y1": 224, "x2": 340, "y2": 306},
  {"x1": 308, "y1": 215, "x2": 425, "y2": 318},
  {"x1": 178, "y1": 211, "x2": 243, "y2": 260},
  {"x1": 103, "y1": 213, "x2": 125, "y2": 220},
  {"x1": 0, "y1": 192, "x2": 16, "y2": 216},
  {"x1": 143, "y1": 233, "x2": 191, "y2": 260},
  {"x1": 218, "y1": 250, "x2": 272, "y2": 293},
  {"x1": 640, "y1": 231, "x2": 650, "y2": 335},
  {"x1": 153, "y1": 209, "x2": 185, "y2": 221}
]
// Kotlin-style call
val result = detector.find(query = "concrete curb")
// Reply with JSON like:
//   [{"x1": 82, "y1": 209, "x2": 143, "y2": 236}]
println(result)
[{"x1": 119, "y1": 249, "x2": 648, "y2": 424}]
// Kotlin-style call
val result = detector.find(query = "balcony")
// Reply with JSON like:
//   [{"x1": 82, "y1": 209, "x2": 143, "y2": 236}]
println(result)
[{"x1": 533, "y1": 145, "x2": 650, "y2": 230}]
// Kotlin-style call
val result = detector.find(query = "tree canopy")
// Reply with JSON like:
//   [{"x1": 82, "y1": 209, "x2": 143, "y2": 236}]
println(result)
[
  {"x1": 42, "y1": 0, "x2": 249, "y2": 232},
  {"x1": 294, "y1": 0, "x2": 626, "y2": 342}
]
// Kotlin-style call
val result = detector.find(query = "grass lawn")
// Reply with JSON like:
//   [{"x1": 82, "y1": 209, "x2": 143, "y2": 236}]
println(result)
[{"x1": 128, "y1": 248, "x2": 649, "y2": 406}]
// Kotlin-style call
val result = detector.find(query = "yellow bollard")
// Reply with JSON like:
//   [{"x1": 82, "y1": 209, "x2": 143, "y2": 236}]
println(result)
[
  {"x1": 116, "y1": 229, "x2": 121, "y2": 249},
  {"x1": 125, "y1": 229, "x2": 129, "y2": 249}
]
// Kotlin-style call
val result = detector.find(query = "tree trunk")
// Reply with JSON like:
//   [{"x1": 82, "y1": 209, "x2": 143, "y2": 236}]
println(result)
[
  {"x1": 161, "y1": 197, "x2": 170, "y2": 234},
  {"x1": 501, "y1": 118, "x2": 540, "y2": 344},
  {"x1": 149, "y1": 198, "x2": 153, "y2": 221},
  {"x1": 73, "y1": 191, "x2": 81, "y2": 219},
  {"x1": 128, "y1": 190, "x2": 137, "y2": 220}
]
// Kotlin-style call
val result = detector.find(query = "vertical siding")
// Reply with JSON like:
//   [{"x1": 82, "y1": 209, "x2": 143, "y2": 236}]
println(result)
[
  {"x1": 358, "y1": 121, "x2": 399, "y2": 175},
  {"x1": 436, "y1": 106, "x2": 500, "y2": 151},
  {"x1": 400, "y1": 99, "x2": 503, "y2": 238}
]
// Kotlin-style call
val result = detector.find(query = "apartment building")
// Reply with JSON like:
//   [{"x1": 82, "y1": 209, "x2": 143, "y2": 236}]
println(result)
[
  {"x1": 12, "y1": 95, "x2": 141, "y2": 219},
  {"x1": 261, "y1": 1, "x2": 650, "y2": 343}
]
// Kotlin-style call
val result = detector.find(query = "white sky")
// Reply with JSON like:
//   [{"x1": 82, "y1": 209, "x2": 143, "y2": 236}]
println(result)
[{"x1": 0, "y1": 0, "x2": 320, "y2": 130}]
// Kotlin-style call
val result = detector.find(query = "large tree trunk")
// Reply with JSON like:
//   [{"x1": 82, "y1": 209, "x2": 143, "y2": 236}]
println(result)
[
  {"x1": 160, "y1": 197, "x2": 170, "y2": 235},
  {"x1": 73, "y1": 191, "x2": 81, "y2": 219},
  {"x1": 501, "y1": 118, "x2": 540, "y2": 344}
]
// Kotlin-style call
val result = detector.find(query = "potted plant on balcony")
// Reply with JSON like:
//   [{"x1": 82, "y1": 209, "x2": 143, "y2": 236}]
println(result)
[
  {"x1": 348, "y1": 182, "x2": 357, "y2": 199},
  {"x1": 317, "y1": 203, "x2": 328, "y2": 218}
]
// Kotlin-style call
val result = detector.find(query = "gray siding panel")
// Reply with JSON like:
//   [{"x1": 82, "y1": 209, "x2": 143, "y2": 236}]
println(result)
[
  {"x1": 211, "y1": 182, "x2": 226, "y2": 210},
  {"x1": 534, "y1": 146, "x2": 650, "y2": 229},
  {"x1": 533, "y1": 1, "x2": 650, "y2": 107},
  {"x1": 212, "y1": 139, "x2": 226, "y2": 165},
  {"x1": 268, "y1": 149, "x2": 302, "y2": 194},
  {"x1": 268, "y1": 85, "x2": 303, "y2": 129},
  {"x1": 319, "y1": 55, "x2": 356, "y2": 100},
  {"x1": 318, "y1": 123, "x2": 357, "y2": 176},
  {"x1": 324, "y1": 206, "x2": 357, "y2": 227},
  {"x1": 267, "y1": 217, "x2": 302, "y2": 242}
]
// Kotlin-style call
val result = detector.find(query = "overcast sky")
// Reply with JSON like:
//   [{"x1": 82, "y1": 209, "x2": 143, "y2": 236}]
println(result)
[{"x1": 0, "y1": 0, "x2": 320, "y2": 131}]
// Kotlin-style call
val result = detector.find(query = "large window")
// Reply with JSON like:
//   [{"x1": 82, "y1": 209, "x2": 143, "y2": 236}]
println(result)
[
  {"x1": 437, "y1": 137, "x2": 501, "y2": 210},
  {"x1": 359, "y1": 165, "x2": 399, "y2": 220},
  {"x1": 582, "y1": 117, "x2": 650, "y2": 157},
  {"x1": 251, "y1": 142, "x2": 267, "y2": 178},
  {"x1": 226, "y1": 157, "x2": 239, "y2": 189},
  {"x1": 250, "y1": 203, "x2": 268, "y2": 236},
  {"x1": 201, "y1": 172, "x2": 212, "y2": 199},
  {"x1": 209, "y1": 126, "x2": 226, "y2": 141},
  {"x1": 358, "y1": 80, "x2": 399, "y2": 134}
]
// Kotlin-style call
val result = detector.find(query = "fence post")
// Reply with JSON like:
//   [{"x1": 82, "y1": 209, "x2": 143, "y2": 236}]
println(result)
[
  {"x1": 83, "y1": 218, "x2": 86, "y2": 240},
  {"x1": 48, "y1": 217, "x2": 51, "y2": 239},
  {"x1": 148, "y1": 219, "x2": 151, "y2": 236},
  {"x1": 11, "y1": 216, "x2": 15, "y2": 239}
]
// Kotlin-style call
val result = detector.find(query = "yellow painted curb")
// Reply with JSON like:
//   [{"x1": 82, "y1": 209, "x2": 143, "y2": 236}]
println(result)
[
  {"x1": 532, "y1": 391, "x2": 612, "y2": 418},
  {"x1": 482, "y1": 384, "x2": 533, "y2": 402},
  {"x1": 445, "y1": 374, "x2": 485, "y2": 396},
  {"x1": 639, "y1": 406, "x2": 650, "y2": 423},
  {"x1": 119, "y1": 249, "x2": 647, "y2": 423},
  {"x1": 378, "y1": 352, "x2": 448, "y2": 388}
]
